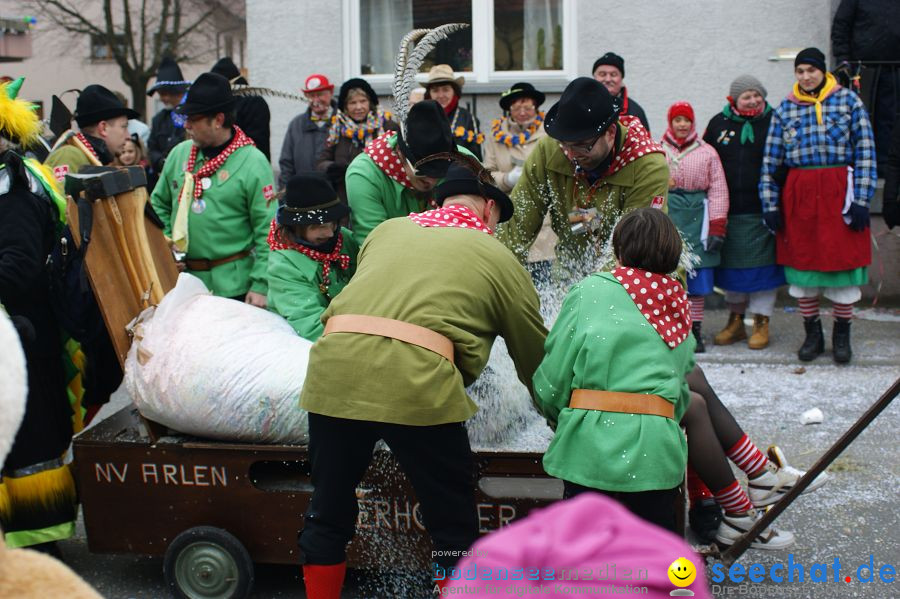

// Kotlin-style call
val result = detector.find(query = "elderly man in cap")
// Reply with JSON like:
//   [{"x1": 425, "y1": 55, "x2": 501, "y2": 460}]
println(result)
[
  {"x1": 278, "y1": 74, "x2": 337, "y2": 188},
  {"x1": 150, "y1": 72, "x2": 276, "y2": 307},
  {"x1": 345, "y1": 99, "x2": 476, "y2": 245},
  {"x1": 211, "y1": 56, "x2": 271, "y2": 160},
  {"x1": 296, "y1": 160, "x2": 547, "y2": 599},
  {"x1": 498, "y1": 77, "x2": 668, "y2": 280},
  {"x1": 146, "y1": 56, "x2": 191, "y2": 175},
  {"x1": 592, "y1": 52, "x2": 651, "y2": 132}
]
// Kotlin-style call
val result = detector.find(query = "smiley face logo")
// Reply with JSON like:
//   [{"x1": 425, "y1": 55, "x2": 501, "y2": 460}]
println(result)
[{"x1": 668, "y1": 557, "x2": 697, "y2": 587}]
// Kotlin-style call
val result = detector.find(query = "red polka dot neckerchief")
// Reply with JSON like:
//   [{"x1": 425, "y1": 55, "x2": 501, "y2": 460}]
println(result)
[
  {"x1": 611, "y1": 266, "x2": 691, "y2": 349},
  {"x1": 408, "y1": 204, "x2": 493, "y2": 235},
  {"x1": 184, "y1": 126, "x2": 254, "y2": 200},
  {"x1": 74, "y1": 132, "x2": 101, "y2": 163},
  {"x1": 266, "y1": 220, "x2": 350, "y2": 293},
  {"x1": 364, "y1": 132, "x2": 414, "y2": 190}
]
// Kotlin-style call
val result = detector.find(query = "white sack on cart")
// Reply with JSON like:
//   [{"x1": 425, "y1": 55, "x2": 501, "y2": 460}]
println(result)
[{"x1": 124, "y1": 273, "x2": 310, "y2": 443}]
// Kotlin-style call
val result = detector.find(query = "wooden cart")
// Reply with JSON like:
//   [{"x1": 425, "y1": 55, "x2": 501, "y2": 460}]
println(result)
[{"x1": 72, "y1": 407, "x2": 562, "y2": 598}]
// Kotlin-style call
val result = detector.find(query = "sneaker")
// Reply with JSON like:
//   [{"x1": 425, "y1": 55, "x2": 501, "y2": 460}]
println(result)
[
  {"x1": 715, "y1": 509, "x2": 795, "y2": 550},
  {"x1": 747, "y1": 446, "x2": 829, "y2": 507},
  {"x1": 689, "y1": 498, "x2": 723, "y2": 544}
]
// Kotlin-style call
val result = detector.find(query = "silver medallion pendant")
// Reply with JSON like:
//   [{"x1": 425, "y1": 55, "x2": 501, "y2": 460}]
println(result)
[
  {"x1": 191, "y1": 199, "x2": 207, "y2": 214},
  {"x1": 201, "y1": 177, "x2": 212, "y2": 190}
]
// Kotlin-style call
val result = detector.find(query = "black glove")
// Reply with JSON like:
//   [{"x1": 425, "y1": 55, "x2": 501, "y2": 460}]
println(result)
[
  {"x1": 325, "y1": 163, "x2": 347, "y2": 186},
  {"x1": 762, "y1": 211, "x2": 783, "y2": 233},
  {"x1": 834, "y1": 61, "x2": 852, "y2": 88},
  {"x1": 882, "y1": 200, "x2": 899, "y2": 230},
  {"x1": 705, "y1": 235, "x2": 725, "y2": 253},
  {"x1": 846, "y1": 203, "x2": 869, "y2": 232}
]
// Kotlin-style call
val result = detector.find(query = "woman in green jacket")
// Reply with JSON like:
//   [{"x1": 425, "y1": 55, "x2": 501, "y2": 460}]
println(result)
[{"x1": 267, "y1": 173, "x2": 358, "y2": 341}]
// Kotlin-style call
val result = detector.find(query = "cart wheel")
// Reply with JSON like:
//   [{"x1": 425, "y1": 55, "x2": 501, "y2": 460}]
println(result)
[{"x1": 163, "y1": 526, "x2": 254, "y2": 599}]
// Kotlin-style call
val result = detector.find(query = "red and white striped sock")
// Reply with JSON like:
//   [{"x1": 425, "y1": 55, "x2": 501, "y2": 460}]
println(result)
[
  {"x1": 713, "y1": 480, "x2": 754, "y2": 515},
  {"x1": 832, "y1": 302, "x2": 854, "y2": 320},
  {"x1": 689, "y1": 295, "x2": 705, "y2": 322},
  {"x1": 726, "y1": 434, "x2": 770, "y2": 475},
  {"x1": 797, "y1": 297, "x2": 820, "y2": 319}
]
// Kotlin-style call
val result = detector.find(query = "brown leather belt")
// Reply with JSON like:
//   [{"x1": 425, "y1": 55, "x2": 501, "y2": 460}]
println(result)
[
  {"x1": 569, "y1": 389, "x2": 674, "y2": 419},
  {"x1": 323, "y1": 314, "x2": 455, "y2": 363},
  {"x1": 184, "y1": 249, "x2": 252, "y2": 272}
]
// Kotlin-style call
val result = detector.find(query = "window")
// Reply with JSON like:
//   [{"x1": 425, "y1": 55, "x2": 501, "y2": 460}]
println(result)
[
  {"x1": 345, "y1": 0, "x2": 575, "y2": 88},
  {"x1": 90, "y1": 34, "x2": 128, "y2": 61}
]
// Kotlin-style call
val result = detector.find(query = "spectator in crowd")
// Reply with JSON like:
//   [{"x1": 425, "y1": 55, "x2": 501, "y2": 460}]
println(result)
[
  {"x1": 278, "y1": 74, "x2": 337, "y2": 189},
  {"x1": 150, "y1": 73, "x2": 276, "y2": 307},
  {"x1": 316, "y1": 78, "x2": 397, "y2": 205},
  {"x1": 760, "y1": 47, "x2": 876, "y2": 364},
  {"x1": 592, "y1": 52, "x2": 651, "y2": 132},
  {"x1": 146, "y1": 56, "x2": 190, "y2": 175},
  {"x1": 113, "y1": 135, "x2": 156, "y2": 189},
  {"x1": 112, "y1": 90, "x2": 150, "y2": 147},
  {"x1": 482, "y1": 81, "x2": 557, "y2": 286},
  {"x1": 498, "y1": 78, "x2": 668, "y2": 283},
  {"x1": 267, "y1": 173, "x2": 358, "y2": 342},
  {"x1": 831, "y1": 0, "x2": 900, "y2": 176},
  {"x1": 660, "y1": 101, "x2": 729, "y2": 353},
  {"x1": 704, "y1": 75, "x2": 785, "y2": 350},
  {"x1": 424, "y1": 65, "x2": 483, "y2": 159},
  {"x1": 211, "y1": 56, "x2": 272, "y2": 160}
]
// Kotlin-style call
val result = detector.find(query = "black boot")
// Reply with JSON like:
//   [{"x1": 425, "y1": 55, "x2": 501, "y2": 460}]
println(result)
[
  {"x1": 832, "y1": 318, "x2": 853, "y2": 363},
  {"x1": 689, "y1": 498, "x2": 723, "y2": 544},
  {"x1": 692, "y1": 321, "x2": 705, "y2": 353},
  {"x1": 798, "y1": 316, "x2": 824, "y2": 361}
]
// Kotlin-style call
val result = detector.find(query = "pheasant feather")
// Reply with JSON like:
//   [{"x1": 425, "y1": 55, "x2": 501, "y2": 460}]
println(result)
[{"x1": 232, "y1": 85, "x2": 307, "y2": 103}]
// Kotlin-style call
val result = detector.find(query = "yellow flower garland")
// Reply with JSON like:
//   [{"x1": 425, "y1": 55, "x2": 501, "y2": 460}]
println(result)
[{"x1": 490, "y1": 112, "x2": 545, "y2": 148}]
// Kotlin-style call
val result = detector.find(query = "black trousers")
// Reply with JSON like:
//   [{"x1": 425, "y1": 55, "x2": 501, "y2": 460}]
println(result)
[
  {"x1": 563, "y1": 481, "x2": 679, "y2": 533},
  {"x1": 298, "y1": 413, "x2": 478, "y2": 570}
]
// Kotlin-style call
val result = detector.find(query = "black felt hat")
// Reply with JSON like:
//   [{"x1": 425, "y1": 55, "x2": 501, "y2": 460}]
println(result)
[
  {"x1": 74, "y1": 84, "x2": 140, "y2": 127},
  {"x1": 147, "y1": 56, "x2": 191, "y2": 96},
  {"x1": 499, "y1": 82, "x2": 546, "y2": 112},
  {"x1": 277, "y1": 172, "x2": 349, "y2": 226},
  {"x1": 434, "y1": 163, "x2": 514, "y2": 223},
  {"x1": 175, "y1": 72, "x2": 236, "y2": 116},
  {"x1": 592, "y1": 52, "x2": 625, "y2": 77},
  {"x1": 211, "y1": 56, "x2": 248, "y2": 85},
  {"x1": 338, "y1": 78, "x2": 378, "y2": 111},
  {"x1": 396, "y1": 100, "x2": 456, "y2": 178},
  {"x1": 544, "y1": 77, "x2": 621, "y2": 142}
]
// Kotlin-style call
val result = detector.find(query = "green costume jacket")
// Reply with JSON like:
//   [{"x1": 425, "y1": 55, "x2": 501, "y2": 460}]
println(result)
[
  {"x1": 345, "y1": 134, "x2": 474, "y2": 246},
  {"x1": 534, "y1": 272, "x2": 694, "y2": 493},
  {"x1": 150, "y1": 139, "x2": 276, "y2": 297},
  {"x1": 44, "y1": 144, "x2": 93, "y2": 180},
  {"x1": 267, "y1": 228, "x2": 359, "y2": 342},
  {"x1": 300, "y1": 216, "x2": 548, "y2": 426},
  {"x1": 497, "y1": 127, "x2": 669, "y2": 273}
]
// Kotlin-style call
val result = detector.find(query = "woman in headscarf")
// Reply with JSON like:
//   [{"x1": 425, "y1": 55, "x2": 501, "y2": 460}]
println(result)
[
  {"x1": 482, "y1": 82, "x2": 557, "y2": 286},
  {"x1": 424, "y1": 64, "x2": 483, "y2": 159},
  {"x1": 660, "y1": 101, "x2": 729, "y2": 352},
  {"x1": 704, "y1": 75, "x2": 785, "y2": 350},
  {"x1": 316, "y1": 78, "x2": 397, "y2": 205},
  {"x1": 759, "y1": 47, "x2": 876, "y2": 364}
]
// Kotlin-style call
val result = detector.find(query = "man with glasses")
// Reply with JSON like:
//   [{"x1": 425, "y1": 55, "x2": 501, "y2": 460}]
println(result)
[{"x1": 498, "y1": 77, "x2": 668, "y2": 279}]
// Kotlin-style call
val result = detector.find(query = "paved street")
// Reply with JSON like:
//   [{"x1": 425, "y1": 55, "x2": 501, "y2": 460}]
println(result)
[{"x1": 61, "y1": 304, "x2": 899, "y2": 598}]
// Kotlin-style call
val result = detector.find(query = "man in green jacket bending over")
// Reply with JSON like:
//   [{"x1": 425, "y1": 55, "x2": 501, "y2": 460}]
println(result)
[
  {"x1": 297, "y1": 161, "x2": 548, "y2": 598},
  {"x1": 498, "y1": 77, "x2": 669, "y2": 280},
  {"x1": 151, "y1": 72, "x2": 275, "y2": 306}
]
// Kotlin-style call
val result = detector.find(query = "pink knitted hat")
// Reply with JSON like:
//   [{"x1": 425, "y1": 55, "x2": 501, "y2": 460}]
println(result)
[{"x1": 444, "y1": 493, "x2": 712, "y2": 598}]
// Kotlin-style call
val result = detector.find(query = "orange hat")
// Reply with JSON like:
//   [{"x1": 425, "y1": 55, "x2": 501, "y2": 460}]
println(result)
[{"x1": 302, "y1": 74, "x2": 334, "y2": 93}]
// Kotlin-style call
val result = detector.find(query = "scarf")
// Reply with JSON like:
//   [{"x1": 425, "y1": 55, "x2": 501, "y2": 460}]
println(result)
[
  {"x1": 723, "y1": 102, "x2": 771, "y2": 144},
  {"x1": 597, "y1": 120, "x2": 664, "y2": 180},
  {"x1": 76, "y1": 133, "x2": 113, "y2": 165},
  {"x1": 611, "y1": 267, "x2": 691, "y2": 349},
  {"x1": 491, "y1": 112, "x2": 545, "y2": 147},
  {"x1": 267, "y1": 220, "x2": 350, "y2": 292},
  {"x1": 443, "y1": 95, "x2": 460, "y2": 116},
  {"x1": 662, "y1": 127, "x2": 698, "y2": 152},
  {"x1": 364, "y1": 132, "x2": 414, "y2": 190},
  {"x1": 618, "y1": 87, "x2": 630, "y2": 114},
  {"x1": 791, "y1": 72, "x2": 838, "y2": 125},
  {"x1": 325, "y1": 108, "x2": 393, "y2": 148},
  {"x1": 408, "y1": 204, "x2": 493, "y2": 235},
  {"x1": 171, "y1": 126, "x2": 255, "y2": 252}
]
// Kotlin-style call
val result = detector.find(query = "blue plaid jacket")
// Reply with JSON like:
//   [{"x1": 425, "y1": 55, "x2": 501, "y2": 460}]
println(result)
[{"x1": 759, "y1": 87, "x2": 876, "y2": 212}]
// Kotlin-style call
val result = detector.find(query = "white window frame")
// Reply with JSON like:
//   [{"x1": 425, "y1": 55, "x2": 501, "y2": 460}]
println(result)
[{"x1": 342, "y1": 0, "x2": 577, "y2": 90}]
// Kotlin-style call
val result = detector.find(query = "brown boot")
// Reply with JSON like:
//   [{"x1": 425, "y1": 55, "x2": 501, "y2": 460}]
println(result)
[
  {"x1": 748, "y1": 314, "x2": 770, "y2": 349},
  {"x1": 714, "y1": 312, "x2": 747, "y2": 345}
]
